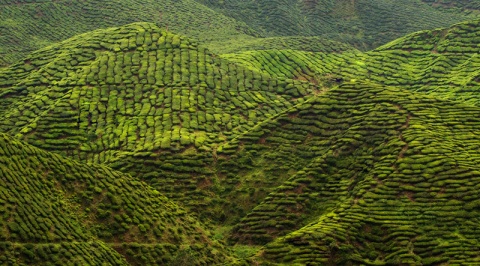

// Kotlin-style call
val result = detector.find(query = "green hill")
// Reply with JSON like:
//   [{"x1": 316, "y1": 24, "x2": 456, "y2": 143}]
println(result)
[
  {"x1": 0, "y1": 132, "x2": 235, "y2": 265},
  {"x1": 223, "y1": 19, "x2": 480, "y2": 106},
  {"x1": 0, "y1": 0, "x2": 257, "y2": 66},
  {"x1": 196, "y1": 0, "x2": 479, "y2": 50},
  {"x1": 0, "y1": 22, "x2": 319, "y2": 222},
  {"x1": 2, "y1": 18, "x2": 480, "y2": 265}
]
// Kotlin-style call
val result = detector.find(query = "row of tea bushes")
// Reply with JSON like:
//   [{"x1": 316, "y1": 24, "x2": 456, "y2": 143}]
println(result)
[
  {"x1": 223, "y1": 20, "x2": 480, "y2": 106},
  {"x1": 251, "y1": 82, "x2": 480, "y2": 264},
  {"x1": 0, "y1": 132, "x2": 234, "y2": 265}
]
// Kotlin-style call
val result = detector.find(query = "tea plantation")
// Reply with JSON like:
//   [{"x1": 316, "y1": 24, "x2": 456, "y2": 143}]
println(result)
[
  {"x1": 1, "y1": 0, "x2": 479, "y2": 66},
  {"x1": 196, "y1": 0, "x2": 479, "y2": 50},
  {"x1": 1, "y1": 6, "x2": 480, "y2": 265},
  {"x1": 0, "y1": 133, "x2": 234, "y2": 265},
  {"x1": 224, "y1": 19, "x2": 480, "y2": 106}
]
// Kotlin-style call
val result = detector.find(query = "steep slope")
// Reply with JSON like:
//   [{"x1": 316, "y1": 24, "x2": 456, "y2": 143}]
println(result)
[
  {"x1": 0, "y1": 22, "x2": 318, "y2": 222},
  {"x1": 0, "y1": 0, "x2": 257, "y2": 66},
  {"x1": 196, "y1": 0, "x2": 478, "y2": 50},
  {"x1": 223, "y1": 19, "x2": 480, "y2": 106},
  {"x1": 225, "y1": 82, "x2": 480, "y2": 264},
  {"x1": 0, "y1": 132, "x2": 235, "y2": 265}
]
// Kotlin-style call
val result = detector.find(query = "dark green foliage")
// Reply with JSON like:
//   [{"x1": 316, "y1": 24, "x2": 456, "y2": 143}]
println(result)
[
  {"x1": 0, "y1": 0, "x2": 257, "y2": 66},
  {"x1": 1, "y1": 0, "x2": 479, "y2": 66},
  {"x1": 197, "y1": 0, "x2": 479, "y2": 51},
  {"x1": 2, "y1": 17, "x2": 480, "y2": 266}
]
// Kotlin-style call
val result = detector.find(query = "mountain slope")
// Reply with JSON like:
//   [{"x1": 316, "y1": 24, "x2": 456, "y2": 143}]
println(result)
[
  {"x1": 0, "y1": 132, "x2": 235, "y2": 265},
  {"x1": 0, "y1": 0, "x2": 257, "y2": 66},
  {"x1": 226, "y1": 82, "x2": 480, "y2": 264},
  {"x1": 196, "y1": 0, "x2": 479, "y2": 50},
  {"x1": 0, "y1": 22, "x2": 319, "y2": 222},
  {"x1": 223, "y1": 19, "x2": 480, "y2": 106}
]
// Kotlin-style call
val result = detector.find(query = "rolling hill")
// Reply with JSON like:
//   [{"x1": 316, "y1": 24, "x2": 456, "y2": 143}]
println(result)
[
  {"x1": 196, "y1": 0, "x2": 479, "y2": 50},
  {"x1": 223, "y1": 19, "x2": 480, "y2": 106},
  {"x1": 1, "y1": 15, "x2": 480, "y2": 265},
  {"x1": 0, "y1": 132, "x2": 235, "y2": 265},
  {"x1": 1, "y1": 0, "x2": 479, "y2": 67},
  {"x1": 0, "y1": 22, "x2": 319, "y2": 223}
]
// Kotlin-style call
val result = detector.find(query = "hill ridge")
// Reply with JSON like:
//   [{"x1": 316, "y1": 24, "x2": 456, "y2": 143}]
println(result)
[{"x1": 2, "y1": 16, "x2": 480, "y2": 265}]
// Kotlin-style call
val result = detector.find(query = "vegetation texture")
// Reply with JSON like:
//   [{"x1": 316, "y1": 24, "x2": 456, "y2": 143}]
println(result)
[
  {"x1": 1, "y1": 6, "x2": 480, "y2": 266},
  {"x1": 0, "y1": 133, "x2": 234, "y2": 265},
  {"x1": 1, "y1": 0, "x2": 479, "y2": 66},
  {"x1": 196, "y1": 0, "x2": 479, "y2": 50}
]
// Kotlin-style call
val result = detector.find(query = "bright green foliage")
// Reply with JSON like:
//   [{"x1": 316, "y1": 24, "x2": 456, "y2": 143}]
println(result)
[
  {"x1": 1, "y1": 17, "x2": 480, "y2": 265},
  {"x1": 0, "y1": 132, "x2": 234, "y2": 265},
  {"x1": 224, "y1": 19, "x2": 480, "y2": 106},
  {"x1": 0, "y1": 22, "x2": 318, "y2": 221}
]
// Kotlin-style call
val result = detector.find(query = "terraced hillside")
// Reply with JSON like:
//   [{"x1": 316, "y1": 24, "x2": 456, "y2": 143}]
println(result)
[
  {"x1": 0, "y1": 22, "x2": 320, "y2": 222},
  {"x1": 0, "y1": 132, "x2": 235, "y2": 265},
  {"x1": 224, "y1": 19, "x2": 480, "y2": 106},
  {"x1": 226, "y1": 82, "x2": 480, "y2": 264},
  {"x1": 1, "y1": 0, "x2": 479, "y2": 66},
  {"x1": 196, "y1": 0, "x2": 479, "y2": 50},
  {"x1": 2, "y1": 17, "x2": 480, "y2": 265}
]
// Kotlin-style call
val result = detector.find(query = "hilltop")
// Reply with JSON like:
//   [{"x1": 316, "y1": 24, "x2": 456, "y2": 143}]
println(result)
[{"x1": 1, "y1": 18, "x2": 480, "y2": 265}]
